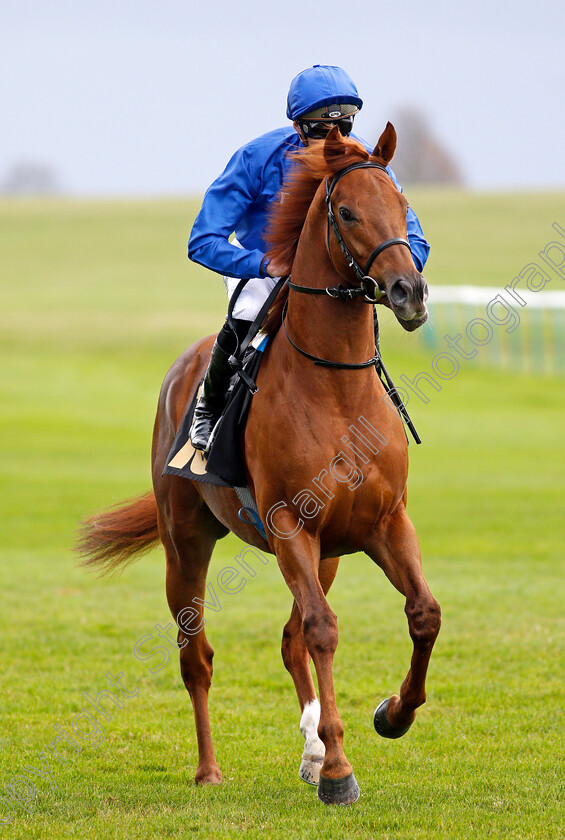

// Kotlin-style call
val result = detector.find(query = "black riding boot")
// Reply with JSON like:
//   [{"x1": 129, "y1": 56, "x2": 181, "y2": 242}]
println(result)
[{"x1": 189, "y1": 319, "x2": 250, "y2": 452}]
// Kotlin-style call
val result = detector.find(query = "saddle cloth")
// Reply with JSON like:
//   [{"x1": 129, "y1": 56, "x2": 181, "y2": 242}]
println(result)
[{"x1": 163, "y1": 335, "x2": 268, "y2": 491}]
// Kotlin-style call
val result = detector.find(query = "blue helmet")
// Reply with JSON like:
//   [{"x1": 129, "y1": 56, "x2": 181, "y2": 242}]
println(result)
[{"x1": 286, "y1": 65, "x2": 363, "y2": 121}]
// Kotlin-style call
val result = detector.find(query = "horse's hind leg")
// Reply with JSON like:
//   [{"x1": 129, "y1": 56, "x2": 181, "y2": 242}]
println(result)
[
  {"x1": 157, "y1": 484, "x2": 225, "y2": 785},
  {"x1": 281, "y1": 556, "x2": 339, "y2": 785},
  {"x1": 366, "y1": 507, "x2": 441, "y2": 737}
]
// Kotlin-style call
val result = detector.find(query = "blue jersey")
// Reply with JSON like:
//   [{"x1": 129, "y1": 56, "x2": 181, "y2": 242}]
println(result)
[{"x1": 188, "y1": 126, "x2": 430, "y2": 279}]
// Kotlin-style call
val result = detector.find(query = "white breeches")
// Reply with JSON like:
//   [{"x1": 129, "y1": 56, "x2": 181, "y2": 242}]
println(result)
[
  {"x1": 223, "y1": 238, "x2": 279, "y2": 321},
  {"x1": 223, "y1": 274, "x2": 279, "y2": 321}
]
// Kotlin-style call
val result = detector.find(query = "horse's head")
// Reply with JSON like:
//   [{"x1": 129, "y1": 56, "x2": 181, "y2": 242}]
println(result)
[{"x1": 323, "y1": 123, "x2": 428, "y2": 331}]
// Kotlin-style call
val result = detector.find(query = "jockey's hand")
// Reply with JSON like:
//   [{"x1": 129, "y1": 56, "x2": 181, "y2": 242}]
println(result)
[{"x1": 266, "y1": 259, "x2": 290, "y2": 278}]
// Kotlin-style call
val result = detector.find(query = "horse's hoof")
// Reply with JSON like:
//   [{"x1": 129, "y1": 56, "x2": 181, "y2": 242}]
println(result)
[
  {"x1": 317, "y1": 772, "x2": 360, "y2": 805},
  {"x1": 373, "y1": 697, "x2": 413, "y2": 739},
  {"x1": 195, "y1": 766, "x2": 223, "y2": 786},
  {"x1": 299, "y1": 753, "x2": 324, "y2": 785}
]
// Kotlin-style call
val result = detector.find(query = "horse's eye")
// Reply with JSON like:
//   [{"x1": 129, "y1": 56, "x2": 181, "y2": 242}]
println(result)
[{"x1": 339, "y1": 207, "x2": 354, "y2": 222}]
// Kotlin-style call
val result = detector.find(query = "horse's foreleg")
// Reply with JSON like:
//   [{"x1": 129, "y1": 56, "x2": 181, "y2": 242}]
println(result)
[
  {"x1": 281, "y1": 556, "x2": 339, "y2": 785},
  {"x1": 161, "y1": 522, "x2": 222, "y2": 786},
  {"x1": 366, "y1": 507, "x2": 441, "y2": 737},
  {"x1": 275, "y1": 534, "x2": 359, "y2": 805}
]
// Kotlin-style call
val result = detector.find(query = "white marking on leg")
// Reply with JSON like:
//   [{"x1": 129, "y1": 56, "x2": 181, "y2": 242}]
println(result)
[{"x1": 299, "y1": 699, "x2": 325, "y2": 786}]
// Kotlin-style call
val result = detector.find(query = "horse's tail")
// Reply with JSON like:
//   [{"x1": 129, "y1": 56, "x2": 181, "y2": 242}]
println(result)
[{"x1": 76, "y1": 491, "x2": 160, "y2": 576}]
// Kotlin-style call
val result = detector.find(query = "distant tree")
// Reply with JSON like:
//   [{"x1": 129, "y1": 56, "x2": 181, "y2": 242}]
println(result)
[
  {"x1": 1, "y1": 162, "x2": 61, "y2": 195},
  {"x1": 386, "y1": 107, "x2": 464, "y2": 186}
]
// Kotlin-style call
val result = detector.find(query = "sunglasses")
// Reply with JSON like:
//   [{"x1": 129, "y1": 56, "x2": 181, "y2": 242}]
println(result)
[{"x1": 298, "y1": 116, "x2": 354, "y2": 140}]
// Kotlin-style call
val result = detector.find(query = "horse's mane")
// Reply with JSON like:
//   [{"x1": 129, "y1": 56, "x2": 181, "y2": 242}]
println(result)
[{"x1": 262, "y1": 134, "x2": 371, "y2": 336}]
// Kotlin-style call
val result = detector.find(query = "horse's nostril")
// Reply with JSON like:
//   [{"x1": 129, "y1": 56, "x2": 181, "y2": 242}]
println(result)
[{"x1": 389, "y1": 279, "x2": 410, "y2": 307}]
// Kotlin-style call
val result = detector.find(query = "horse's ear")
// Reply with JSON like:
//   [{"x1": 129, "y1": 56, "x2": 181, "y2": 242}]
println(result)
[
  {"x1": 324, "y1": 125, "x2": 348, "y2": 167},
  {"x1": 372, "y1": 121, "x2": 397, "y2": 166}
]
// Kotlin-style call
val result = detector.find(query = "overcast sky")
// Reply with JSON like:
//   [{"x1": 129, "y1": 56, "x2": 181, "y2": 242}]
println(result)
[{"x1": 1, "y1": 0, "x2": 564, "y2": 195}]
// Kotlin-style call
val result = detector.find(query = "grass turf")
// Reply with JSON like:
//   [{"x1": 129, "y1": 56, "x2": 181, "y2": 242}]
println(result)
[{"x1": 0, "y1": 193, "x2": 563, "y2": 838}]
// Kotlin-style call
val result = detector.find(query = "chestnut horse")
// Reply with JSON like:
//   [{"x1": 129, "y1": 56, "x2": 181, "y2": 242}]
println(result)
[{"x1": 78, "y1": 124, "x2": 441, "y2": 806}]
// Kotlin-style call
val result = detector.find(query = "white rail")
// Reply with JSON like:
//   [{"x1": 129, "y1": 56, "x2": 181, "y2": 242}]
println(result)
[
  {"x1": 421, "y1": 285, "x2": 565, "y2": 374},
  {"x1": 429, "y1": 285, "x2": 565, "y2": 309}
]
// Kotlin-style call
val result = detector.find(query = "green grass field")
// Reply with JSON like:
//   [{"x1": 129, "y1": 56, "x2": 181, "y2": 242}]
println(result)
[{"x1": 1, "y1": 192, "x2": 564, "y2": 839}]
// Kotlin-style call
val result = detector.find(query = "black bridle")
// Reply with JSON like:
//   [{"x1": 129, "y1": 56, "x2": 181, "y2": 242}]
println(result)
[
  {"x1": 325, "y1": 160, "x2": 412, "y2": 296},
  {"x1": 287, "y1": 161, "x2": 411, "y2": 305},
  {"x1": 283, "y1": 160, "x2": 412, "y2": 365},
  {"x1": 282, "y1": 160, "x2": 421, "y2": 443}
]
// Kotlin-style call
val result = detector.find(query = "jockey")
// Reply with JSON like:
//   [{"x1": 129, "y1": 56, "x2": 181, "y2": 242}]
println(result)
[{"x1": 188, "y1": 64, "x2": 430, "y2": 451}]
